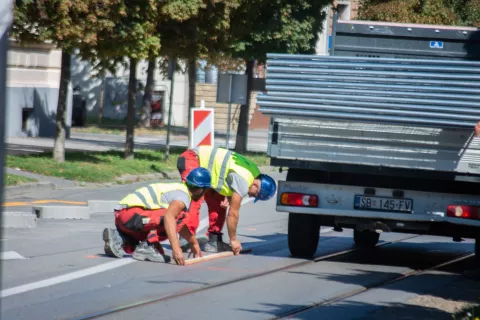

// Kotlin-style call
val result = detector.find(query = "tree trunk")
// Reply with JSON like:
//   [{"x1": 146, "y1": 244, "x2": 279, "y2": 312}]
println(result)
[
  {"x1": 140, "y1": 59, "x2": 155, "y2": 128},
  {"x1": 53, "y1": 51, "x2": 71, "y2": 163},
  {"x1": 97, "y1": 70, "x2": 106, "y2": 126},
  {"x1": 187, "y1": 58, "x2": 196, "y2": 144},
  {"x1": 125, "y1": 58, "x2": 137, "y2": 160},
  {"x1": 234, "y1": 60, "x2": 254, "y2": 154}
]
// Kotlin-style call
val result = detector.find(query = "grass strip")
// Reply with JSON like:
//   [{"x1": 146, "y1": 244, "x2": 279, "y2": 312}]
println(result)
[
  {"x1": 6, "y1": 149, "x2": 270, "y2": 183},
  {"x1": 5, "y1": 174, "x2": 38, "y2": 186}
]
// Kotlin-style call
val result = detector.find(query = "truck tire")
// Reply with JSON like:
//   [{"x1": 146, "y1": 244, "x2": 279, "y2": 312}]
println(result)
[
  {"x1": 288, "y1": 213, "x2": 320, "y2": 258},
  {"x1": 354, "y1": 230, "x2": 380, "y2": 248}
]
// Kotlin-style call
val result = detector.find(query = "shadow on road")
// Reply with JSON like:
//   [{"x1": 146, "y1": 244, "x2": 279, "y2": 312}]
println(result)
[
  {"x1": 237, "y1": 240, "x2": 479, "y2": 319},
  {"x1": 237, "y1": 300, "x2": 460, "y2": 320}
]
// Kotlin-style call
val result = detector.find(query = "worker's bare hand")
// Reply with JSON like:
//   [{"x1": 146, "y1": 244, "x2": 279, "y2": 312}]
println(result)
[
  {"x1": 230, "y1": 239, "x2": 242, "y2": 255},
  {"x1": 188, "y1": 241, "x2": 203, "y2": 259},
  {"x1": 220, "y1": 197, "x2": 230, "y2": 208},
  {"x1": 475, "y1": 121, "x2": 480, "y2": 137},
  {"x1": 172, "y1": 247, "x2": 185, "y2": 266}
]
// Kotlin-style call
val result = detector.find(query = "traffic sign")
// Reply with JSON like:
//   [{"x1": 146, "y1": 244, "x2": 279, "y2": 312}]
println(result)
[{"x1": 190, "y1": 101, "x2": 215, "y2": 148}]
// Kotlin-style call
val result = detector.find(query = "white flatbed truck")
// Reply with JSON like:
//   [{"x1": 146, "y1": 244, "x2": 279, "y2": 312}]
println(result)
[{"x1": 257, "y1": 18, "x2": 480, "y2": 260}]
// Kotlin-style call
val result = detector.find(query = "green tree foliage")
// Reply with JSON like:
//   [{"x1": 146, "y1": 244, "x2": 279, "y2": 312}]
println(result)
[
  {"x1": 227, "y1": 0, "x2": 331, "y2": 153},
  {"x1": 228, "y1": 0, "x2": 330, "y2": 64},
  {"x1": 357, "y1": 0, "x2": 480, "y2": 27},
  {"x1": 12, "y1": 0, "x2": 113, "y2": 162},
  {"x1": 85, "y1": 0, "x2": 161, "y2": 160},
  {"x1": 157, "y1": 0, "x2": 242, "y2": 136}
]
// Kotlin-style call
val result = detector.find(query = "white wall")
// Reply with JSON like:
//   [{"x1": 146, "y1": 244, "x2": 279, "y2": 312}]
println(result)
[
  {"x1": 5, "y1": 40, "x2": 73, "y2": 138},
  {"x1": 71, "y1": 56, "x2": 190, "y2": 127}
]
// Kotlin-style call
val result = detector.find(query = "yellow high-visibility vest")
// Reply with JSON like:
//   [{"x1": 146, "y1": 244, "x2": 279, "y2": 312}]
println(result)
[
  {"x1": 197, "y1": 146, "x2": 260, "y2": 196},
  {"x1": 118, "y1": 182, "x2": 190, "y2": 210}
]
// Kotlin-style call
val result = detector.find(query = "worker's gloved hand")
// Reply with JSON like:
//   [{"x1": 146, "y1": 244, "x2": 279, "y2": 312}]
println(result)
[
  {"x1": 172, "y1": 246, "x2": 185, "y2": 266},
  {"x1": 230, "y1": 239, "x2": 242, "y2": 255},
  {"x1": 475, "y1": 121, "x2": 480, "y2": 137},
  {"x1": 188, "y1": 239, "x2": 203, "y2": 259}
]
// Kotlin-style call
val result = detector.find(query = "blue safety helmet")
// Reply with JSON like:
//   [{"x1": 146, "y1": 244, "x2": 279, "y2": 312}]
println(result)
[
  {"x1": 254, "y1": 174, "x2": 277, "y2": 203},
  {"x1": 185, "y1": 167, "x2": 212, "y2": 188}
]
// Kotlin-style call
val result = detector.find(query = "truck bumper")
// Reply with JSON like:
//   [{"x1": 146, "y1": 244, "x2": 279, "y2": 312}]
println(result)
[{"x1": 277, "y1": 181, "x2": 480, "y2": 238}]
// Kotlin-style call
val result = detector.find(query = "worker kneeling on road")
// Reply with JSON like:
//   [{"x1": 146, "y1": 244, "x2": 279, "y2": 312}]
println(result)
[
  {"x1": 177, "y1": 146, "x2": 277, "y2": 255},
  {"x1": 102, "y1": 167, "x2": 212, "y2": 266}
]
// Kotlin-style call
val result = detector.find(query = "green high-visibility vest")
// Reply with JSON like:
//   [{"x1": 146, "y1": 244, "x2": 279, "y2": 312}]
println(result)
[
  {"x1": 197, "y1": 146, "x2": 260, "y2": 196},
  {"x1": 118, "y1": 182, "x2": 190, "y2": 209}
]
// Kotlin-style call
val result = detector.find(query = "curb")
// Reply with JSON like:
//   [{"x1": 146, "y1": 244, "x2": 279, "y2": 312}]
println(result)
[
  {"x1": 88, "y1": 200, "x2": 118, "y2": 215},
  {"x1": 5, "y1": 181, "x2": 57, "y2": 191},
  {"x1": 1, "y1": 166, "x2": 282, "y2": 227},
  {"x1": 1, "y1": 211, "x2": 37, "y2": 228},
  {"x1": 33, "y1": 205, "x2": 90, "y2": 220},
  {"x1": 114, "y1": 171, "x2": 180, "y2": 184}
]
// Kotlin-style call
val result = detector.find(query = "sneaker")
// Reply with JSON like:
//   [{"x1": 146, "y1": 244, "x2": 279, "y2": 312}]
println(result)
[
  {"x1": 179, "y1": 236, "x2": 209, "y2": 253},
  {"x1": 132, "y1": 242, "x2": 171, "y2": 263},
  {"x1": 203, "y1": 233, "x2": 232, "y2": 253},
  {"x1": 103, "y1": 228, "x2": 125, "y2": 258}
]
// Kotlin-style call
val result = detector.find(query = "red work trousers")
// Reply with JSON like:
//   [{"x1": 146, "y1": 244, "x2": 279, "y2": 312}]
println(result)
[
  {"x1": 177, "y1": 149, "x2": 227, "y2": 234},
  {"x1": 115, "y1": 207, "x2": 189, "y2": 244}
]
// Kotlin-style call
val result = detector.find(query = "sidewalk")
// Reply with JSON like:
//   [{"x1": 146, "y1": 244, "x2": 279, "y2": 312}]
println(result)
[{"x1": 6, "y1": 128, "x2": 269, "y2": 156}]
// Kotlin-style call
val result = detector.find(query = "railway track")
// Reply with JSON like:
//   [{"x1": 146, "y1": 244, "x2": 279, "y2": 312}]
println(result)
[
  {"x1": 72, "y1": 234, "x2": 441, "y2": 320},
  {"x1": 270, "y1": 251, "x2": 476, "y2": 319}
]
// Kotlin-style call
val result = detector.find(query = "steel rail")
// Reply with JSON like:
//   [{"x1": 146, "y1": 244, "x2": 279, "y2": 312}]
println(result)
[
  {"x1": 71, "y1": 235, "x2": 421, "y2": 320},
  {"x1": 271, "y1": 252, "x2": 476, "y2": 319}
]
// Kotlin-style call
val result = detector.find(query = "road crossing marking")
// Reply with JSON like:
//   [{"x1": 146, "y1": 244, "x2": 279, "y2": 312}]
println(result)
[{"x1": 0, "y1": 251, "x2": 27, "y2": 260}]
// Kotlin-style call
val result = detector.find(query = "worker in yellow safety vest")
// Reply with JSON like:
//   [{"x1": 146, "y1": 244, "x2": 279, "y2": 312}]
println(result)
[
  {"x1": 102, "y1": 167, "x2": 212, "y2": 266},
  {"x1": 177, "y1": 146, "x2": 277, "y2": 255}
]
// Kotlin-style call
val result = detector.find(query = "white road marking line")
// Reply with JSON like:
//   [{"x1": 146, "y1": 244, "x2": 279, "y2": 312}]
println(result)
[
  {"x1": 1, "y1": 196, "x2": 282, "y2": 297},
  {"x1": 0, "y1": 258, "x2": 135, "y2": 298},
  {"x1": 0, "y1": 251, "x2": 27, "y2": 260}
]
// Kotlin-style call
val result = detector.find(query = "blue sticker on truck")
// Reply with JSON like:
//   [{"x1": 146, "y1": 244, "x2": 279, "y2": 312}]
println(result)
[{"x1": 430, "y1": 41, "x2": 444, "y2": 49}]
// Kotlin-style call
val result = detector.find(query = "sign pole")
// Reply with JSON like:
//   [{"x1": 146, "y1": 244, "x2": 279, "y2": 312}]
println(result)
[{"x1": 216, "y1": 73, "x2": 248, "y2": 149}]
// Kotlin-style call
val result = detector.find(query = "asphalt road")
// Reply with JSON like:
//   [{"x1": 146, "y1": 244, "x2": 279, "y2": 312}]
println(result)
[{"x1": 1, "y1": 174, "x2": 479, "y2": 320}]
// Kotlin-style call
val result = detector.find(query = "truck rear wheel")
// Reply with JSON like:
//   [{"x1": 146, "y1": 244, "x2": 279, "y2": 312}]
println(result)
[
  {"x1": 354, "y1": 230, "x2": 380, "y2": 248},
  {"x1": 288, "y1": 213, "x2": 320, "y2": 258}
]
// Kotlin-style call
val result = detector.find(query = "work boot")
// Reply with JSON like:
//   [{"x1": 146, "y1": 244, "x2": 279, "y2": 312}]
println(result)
[
  {"x1": 203, "y1": 233, "x2": 232, "y2": 253},
  {"x1": 132, "y1": 242, "x2": 171, "y2": 263},
  {"x1": 179, "y1": 235, "x2": 209, "y2": 253},
  {"x1": 103, "y1": 228, "x2": 126, "y2": 259}
]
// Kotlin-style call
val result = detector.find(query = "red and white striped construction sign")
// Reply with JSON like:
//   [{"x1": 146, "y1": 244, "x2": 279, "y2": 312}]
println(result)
[{"x1": 190, "y1": 101, "x2": 215, "y2": 148}]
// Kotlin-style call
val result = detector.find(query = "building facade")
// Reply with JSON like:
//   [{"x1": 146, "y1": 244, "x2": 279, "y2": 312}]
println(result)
[
  {"x1": 5, "y1": 0, "x2": 360, "y2": 137},
  {"x1": 5, "y1": 40, "x2": 73, "y2": 138},
  {"x1": 317, "y1": 0, "x2": 360, "y2": 55}
]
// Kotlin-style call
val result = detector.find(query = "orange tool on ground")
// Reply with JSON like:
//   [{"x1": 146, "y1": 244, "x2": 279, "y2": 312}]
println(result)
[{"x1": 184, "y1": 248, "x2": 252, "y2": 266}]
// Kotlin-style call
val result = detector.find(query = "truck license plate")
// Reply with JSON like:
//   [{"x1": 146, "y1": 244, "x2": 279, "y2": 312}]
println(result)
[{"x1": 354, "y1": 195, "x2": 413, "y2": 213}]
